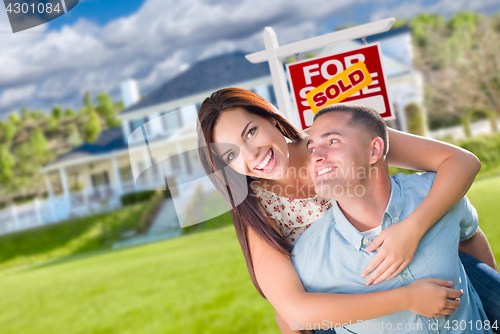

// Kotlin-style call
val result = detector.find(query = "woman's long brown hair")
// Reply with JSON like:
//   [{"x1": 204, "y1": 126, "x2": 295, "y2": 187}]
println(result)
[{"x1": 197, "y1": 88, "x2": 304, "y2": 298}]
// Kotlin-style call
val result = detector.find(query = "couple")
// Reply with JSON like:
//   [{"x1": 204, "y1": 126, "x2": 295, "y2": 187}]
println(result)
[{"x1": 197, "y1": 88, "x2": 500, "y2": 333}]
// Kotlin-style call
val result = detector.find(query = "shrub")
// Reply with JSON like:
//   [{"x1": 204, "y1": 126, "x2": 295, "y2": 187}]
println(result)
[
  {"x1": 456, "y1": 133, "x2": 500, "y2": 171},
  {"x1": 120, "y1": 187, "x2": 171, "y2": 206}
]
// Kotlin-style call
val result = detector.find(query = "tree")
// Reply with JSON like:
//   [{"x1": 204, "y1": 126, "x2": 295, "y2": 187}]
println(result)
[
  {"x1": 412, "y1": 12, "x2": 500, "y2": 131},
  {"x1": 1, "y1": 121, "x2": 16, "y2": 143},
  {"x1": 96, "y1": 92, "x2": 120, "y2": 127},
  {"x1": 405, "y1": 102, "x2": 427, "y2": 136},
  {"x1": 20, "y1": 106, "x2": 29, "y2": 121},
  {"x1": 52, "y1": 106, "x2": 62, "y2": 119},
  {"x1": 12, "y1": 142, "x2": 39, "y2": 192},
  {"x1": 30, "y1": 126, "x2": 51, "y2": 164},
  {"x1": 79, "y1": 91, "x2": 94, "y2": 116},
  {"x1": 47, "y1": 115, "x2": 58, "y2": 134},
  {"x1": 83, "y1": 110, "x2": 101, "y2": 143},
  {"x1": 0, "y1": 144, "x2": 15, "y2": 184},
  {"x1": 66, "y1": 123, "x2": 83, "y2": 147},
  {"x1": 64, "y1": 108, "x2": 75, "y2": 117},
  {"x1": 84, "y1": 91, "x2": 92, "y2": 108},
  {"x1": 8, "y1": 112, "x2": 20, "y2": 125}
]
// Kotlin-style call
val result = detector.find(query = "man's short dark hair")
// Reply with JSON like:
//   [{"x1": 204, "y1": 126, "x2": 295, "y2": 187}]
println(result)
[{"x1": 313, "y1": 103, "x2": 388, "y2": 157}]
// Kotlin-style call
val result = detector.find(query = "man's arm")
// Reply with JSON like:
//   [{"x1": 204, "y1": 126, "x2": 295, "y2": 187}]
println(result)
[{"x1": 459, "y1": 227, "x2": 498, "y2": 271}]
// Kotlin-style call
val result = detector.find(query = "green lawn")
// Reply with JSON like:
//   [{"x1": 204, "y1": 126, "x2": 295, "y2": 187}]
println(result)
[
  {"x1": 0, "y1": 175, "x2": 499, "y2": 334},
  {"x1": 467, "y1": 175, "x2": 500, "y2": 260},
  {"x1": 0, "y1": 226, "x2": 275, "y2": 334},
  {"x1": 0, "y1": 202, "x2": 150, "y2": 270}
]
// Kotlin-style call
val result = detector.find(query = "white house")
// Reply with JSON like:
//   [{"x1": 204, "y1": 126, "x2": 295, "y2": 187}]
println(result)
[
  {"x1": 0, "y1": 52, "x2": 275, "y2": 234},
  {"x1": 0, "y1": 27, "x2": 424, "y2": 235}
]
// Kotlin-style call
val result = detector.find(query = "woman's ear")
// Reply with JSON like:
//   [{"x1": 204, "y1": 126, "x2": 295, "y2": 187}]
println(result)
[
  {"x1": 270, "y1": 118, "x2": 278, "y2": 126},
  {"x1": 369, "y1": 137, "x2": 385, "y2": 165}
]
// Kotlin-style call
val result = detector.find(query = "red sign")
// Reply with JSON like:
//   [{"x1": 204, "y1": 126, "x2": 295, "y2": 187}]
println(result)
[{"x1": 287, "y1": 43, "x2": 395, "y2": 129}]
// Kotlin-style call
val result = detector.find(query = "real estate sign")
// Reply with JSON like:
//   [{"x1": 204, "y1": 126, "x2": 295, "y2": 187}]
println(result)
[{"x1": 287, "y1": 43, "x2": 395, "y2": 129}]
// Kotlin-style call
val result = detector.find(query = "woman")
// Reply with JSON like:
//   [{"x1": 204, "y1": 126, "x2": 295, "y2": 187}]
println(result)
[{"x1": 197, "y1": 87, "x2": 495, "y2": 331}]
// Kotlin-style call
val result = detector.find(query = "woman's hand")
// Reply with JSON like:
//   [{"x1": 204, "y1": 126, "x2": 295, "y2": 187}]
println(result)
[
  {"x1": 404, "y1": 278, "x2": 462, "y2": 317},
  {"x1": 361, "y1": 220, "x2": 424, "y2": 285}
]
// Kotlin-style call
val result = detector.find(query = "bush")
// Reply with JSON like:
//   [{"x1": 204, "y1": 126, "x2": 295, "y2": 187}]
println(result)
[
  {"x1": 456, "y1": 133, "x2": 500, "y2": 172},
  {"x1": 405, "y1": 102, "x2": 426, "y2": 136},
  {"x1": 0, "y1": 202, "x2": 149, "y2": 269},
  {"x1": 120, "y1": 187, "x2": 172, "y2": 206},
  {"x1": 393, "y1": 132, "x2": 500, "y2": 176}
]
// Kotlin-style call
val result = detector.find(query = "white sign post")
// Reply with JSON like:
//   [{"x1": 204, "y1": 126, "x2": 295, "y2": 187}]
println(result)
[{"x1": 246, "y1": 18, "x2": 396, "y2": 128}]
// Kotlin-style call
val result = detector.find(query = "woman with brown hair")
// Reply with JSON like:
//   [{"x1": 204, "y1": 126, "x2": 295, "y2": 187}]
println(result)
[{"x1": 197, "y1": 87, "x2": 486, "y2": 332}]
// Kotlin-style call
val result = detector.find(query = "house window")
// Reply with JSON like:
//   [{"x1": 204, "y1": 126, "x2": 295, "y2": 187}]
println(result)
[
  {"x1": 119, "y1": 166, "x2": 133, "y2": 182},
  {"x1": 68, "y1": 172, "x2": 83, "y2": 192},
  {"x1": 129, "y1": 118, "x2": 145, "y2": 141},
  {"x1": 177, "y1": 109, "x2": 183, "y2": 128},
  {"x1": 129, "y1": 118, "x2": 144, "y2": 131},
  {"x1": 161, "y1": 110, "x2": 181, "y2": 131},
  {"x1": 90, "y1": 171, "x2": 110, "y2": 188},
  {"x1": 183, "y1": 151, "x2": 192, "y2": 175},
  {"x1": 170, "y1": 154, "x2": 181, "y2": 171}
]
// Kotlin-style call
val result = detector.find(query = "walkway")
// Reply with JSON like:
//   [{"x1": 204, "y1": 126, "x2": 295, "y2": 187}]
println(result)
[{"x1": 113, "y1": 198, "x2": 182, "y2": 249}]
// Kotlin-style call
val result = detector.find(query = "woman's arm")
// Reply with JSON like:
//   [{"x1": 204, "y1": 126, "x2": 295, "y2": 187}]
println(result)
[
  {"x1": 459, "y1": 227, "x2": 498, "y2": 271},
  {"x1": 360, "y1": 128, "x2": 482, "y2": 285},
  {"x1": 250, "y1": 221, "x2": 462, "y2": 330}
]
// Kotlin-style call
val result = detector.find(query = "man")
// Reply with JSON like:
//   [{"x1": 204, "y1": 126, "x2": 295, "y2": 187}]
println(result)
[{"x1": 291, "y1": 103, "x2": 494, "y2": 333}]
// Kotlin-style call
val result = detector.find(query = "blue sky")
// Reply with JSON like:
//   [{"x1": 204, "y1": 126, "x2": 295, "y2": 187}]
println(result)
[{"x1": 0, "y1": 0, "x2": 499, "y2": 118}]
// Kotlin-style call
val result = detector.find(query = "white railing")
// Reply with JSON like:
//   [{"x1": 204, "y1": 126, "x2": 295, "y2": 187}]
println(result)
[
  {"x1": 0, "y1": 176, "x2": 184, "y2": 236},
  {"x1": 0, "y1": 185, "x2": 123, "y2": 236}
]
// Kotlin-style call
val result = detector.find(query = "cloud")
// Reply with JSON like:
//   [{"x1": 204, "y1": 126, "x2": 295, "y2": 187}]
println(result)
[
  {"x1": 0, "y1": 0, "x2": 498, "y2": 118},
  {"x1": 0, "y1": 84, "x2": 36, "y2": 110}
]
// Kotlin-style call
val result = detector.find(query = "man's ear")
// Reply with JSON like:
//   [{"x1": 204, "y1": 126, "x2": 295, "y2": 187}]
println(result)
[{"x1": 369, "y1": 137, "x2": 384, "y2": 165}]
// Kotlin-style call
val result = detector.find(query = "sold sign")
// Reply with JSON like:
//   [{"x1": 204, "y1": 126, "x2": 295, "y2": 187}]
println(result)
[
  {"x1": 306, "y1": 61, "x2": 372, "y2": 113},
  {"x1": 287, "y1": 43, "x2": 395, "y2": 129}
]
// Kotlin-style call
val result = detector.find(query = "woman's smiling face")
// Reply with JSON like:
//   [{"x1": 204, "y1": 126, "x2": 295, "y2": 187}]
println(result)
[{"x1": 211, "y1": 107, "x2": 290, "y2": 180}]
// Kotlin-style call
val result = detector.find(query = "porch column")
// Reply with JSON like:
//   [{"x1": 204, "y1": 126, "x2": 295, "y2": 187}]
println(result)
[
  {"x1": 59, "y1": 167, "x2": 70, "y2": 209},
  {"x1": 176, "y1": 143, "x2": 185, "y2": 177},
  {"x1": 44, "y1": 174, "x2": 56, "y2": 223},
  {"x1": 10, "y1": 204, "x2": 19, "y2": 232},
  {"x1": 33, "y1": 198, "x2": 42, "y2": 226},
  {"x1": 143, "y1": 149, "x2": 152, "y2": 188},
  {"x1": 112, "y1": 156, "x2": 123, "y2": 196},
  {"x1": 175, "y1": 142, "x2": 187, "y2": 192}
]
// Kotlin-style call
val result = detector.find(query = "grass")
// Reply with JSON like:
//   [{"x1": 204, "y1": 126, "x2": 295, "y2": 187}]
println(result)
[
  {"x1": 0, "y1": 175, "x2": 499, "y2": 333},
  {"x1": 467, "y1": 174, "x2": 500, "y2": 260},
  {"x1": 0, "y1": 202, "x2": 150, "y2": 270},
  {"x1": 0, "y1": 226, "x2": 276, "y2": 334}
]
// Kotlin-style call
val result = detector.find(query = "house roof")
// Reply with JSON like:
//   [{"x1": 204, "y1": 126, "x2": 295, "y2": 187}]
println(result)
[
  {"x1": 122, "y1": 52, "x2": 271, "y2": 115},
  {"x1": 365, "y1": 26, "x2": 411, "y2": 42},
  {"x1": 41, "y1": 126, "x2": 127, "y2": 171}
]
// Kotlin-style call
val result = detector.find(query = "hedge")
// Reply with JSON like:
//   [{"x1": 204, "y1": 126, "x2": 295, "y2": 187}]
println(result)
[{"x1": 120, "y1": 187, "x2": 171, "y2": 206}]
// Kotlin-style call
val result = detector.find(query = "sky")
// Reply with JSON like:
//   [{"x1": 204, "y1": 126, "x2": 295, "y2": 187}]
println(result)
[{"x1": 0, "y1": 0, "x2": 499, "y2": 119}]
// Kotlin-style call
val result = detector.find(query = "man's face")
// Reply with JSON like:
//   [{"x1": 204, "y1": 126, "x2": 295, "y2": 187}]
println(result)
[{"x1": 307, "y1": 112, "x2": 373, "y2": 199}]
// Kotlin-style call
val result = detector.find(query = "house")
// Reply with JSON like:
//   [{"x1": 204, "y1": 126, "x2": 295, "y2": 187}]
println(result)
[
  {"x1": 0, "y1": 52, "x2": 274, "y2": 234},
  {"x1": 0, "y1": 27, "x2": 424, "y2": 235}
]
